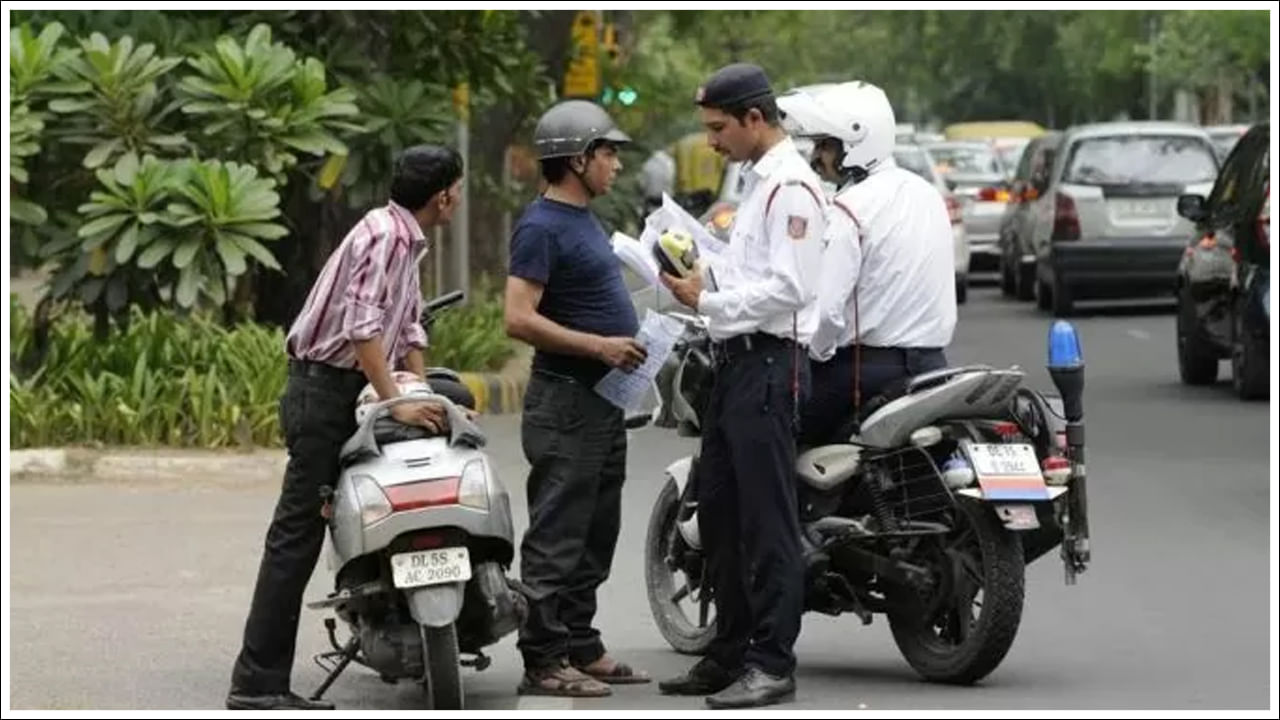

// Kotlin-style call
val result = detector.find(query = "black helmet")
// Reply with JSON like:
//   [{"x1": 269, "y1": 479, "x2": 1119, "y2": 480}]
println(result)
[{"x1": 533, "y1": 100, "x2": 631, "y2": 160}]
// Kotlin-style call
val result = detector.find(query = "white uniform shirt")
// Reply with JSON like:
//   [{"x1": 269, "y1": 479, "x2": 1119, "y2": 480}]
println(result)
[
  {"x1": 698, "y1": 136, "x2": 827, "y2": 343},
  {"x1": 809, "y1": 159, "x2": 957, "y2": 361}
]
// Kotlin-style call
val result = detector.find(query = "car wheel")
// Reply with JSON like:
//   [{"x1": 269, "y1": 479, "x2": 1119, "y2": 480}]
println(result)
[
  {"x1": 1016, "y1": 262, "x2": 1036, "y2": 302},
  {"x1": 1232, "y1": 309, "x2": 1269, "y2": 400},
  {"x1": 999, "y1": 257, "x2": 1015, "y2": 297},
  {"x1": 1035, "y1": 268, "x2": 1052, "y2": 311},
  {"x1": 1051, "y1": 273, "x2": 1073, "y2": 317},
  {"x1": 1176, "y1": 285, "x2": 1218, "y2": 385}
]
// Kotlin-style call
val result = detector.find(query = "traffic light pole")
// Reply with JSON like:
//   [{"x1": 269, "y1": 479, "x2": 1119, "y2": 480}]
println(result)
[{"x1": 451, "y1": 84, "x2": 470, "y2": 304}]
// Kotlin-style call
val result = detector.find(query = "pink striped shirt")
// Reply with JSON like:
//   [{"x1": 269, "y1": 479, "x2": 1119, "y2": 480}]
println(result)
[{"x1": 285, "y1": 201, "x2": 428, "y2": 370}]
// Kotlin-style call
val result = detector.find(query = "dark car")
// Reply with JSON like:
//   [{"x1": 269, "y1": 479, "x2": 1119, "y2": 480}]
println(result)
[
  {"x1": 998, "y1": 132, "x2": 1063, "y2": 301},
  {"x1": 1174, "y1": 122, "x2": 1270, "y2": 400}
]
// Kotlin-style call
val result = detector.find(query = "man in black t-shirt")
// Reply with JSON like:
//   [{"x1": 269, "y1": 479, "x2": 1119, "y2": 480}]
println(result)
[{"x1": 503, "y1": 100, "x2": 651, "y2": 697}]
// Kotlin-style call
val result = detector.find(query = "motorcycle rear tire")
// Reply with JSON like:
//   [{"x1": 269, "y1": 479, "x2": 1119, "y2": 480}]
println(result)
[{"x1": 887, "y1": 498, "x2": 1026, "y2": 685}]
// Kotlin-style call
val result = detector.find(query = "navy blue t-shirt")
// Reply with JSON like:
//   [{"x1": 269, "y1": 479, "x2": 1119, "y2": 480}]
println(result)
[{"x1": 508, "y1": 197, "x2": 639, "y2": 385}]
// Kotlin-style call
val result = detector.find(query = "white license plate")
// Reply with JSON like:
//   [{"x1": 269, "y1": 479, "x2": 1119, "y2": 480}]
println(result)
[
  {"x1": 1113, "y1": 199, "x2": 1167, "y2": 219},
  {"x1": 390, "y1": 547, "x2": 471, "y2": 589},
  {"x1": 964, "y1": 443, "x2": 1050, "y2": 501},
  {"x1": 966, "y1": 443, "x2": 1042, "y2": 477}
]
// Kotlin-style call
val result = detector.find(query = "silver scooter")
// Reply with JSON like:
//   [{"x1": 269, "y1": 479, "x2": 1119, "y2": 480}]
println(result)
[{"x1": 305, "y1": 292, "x2": 526, "y2": 709}]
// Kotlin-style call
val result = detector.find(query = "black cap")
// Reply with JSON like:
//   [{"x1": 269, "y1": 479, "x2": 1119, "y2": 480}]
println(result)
[{"x1": 694, "y1": 63, "x2": 774, "y2": 109}]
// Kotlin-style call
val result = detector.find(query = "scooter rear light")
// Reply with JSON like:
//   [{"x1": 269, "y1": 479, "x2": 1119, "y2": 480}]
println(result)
[
  {"x1": 992, "y1": 421, "x2": 1021, "y2": 439},
  {"x1": 409, "y1": 531, "x2": 448, "y2": 550},
  {"x1": 385, "y1": 477, "x2": 461, "y2": 511},
  {"x1": 458, "y1": 460, "x2": 490, "y2": 511},
  {"x1": 352, "y1": 474, "x2": 393, "y2": 526}
]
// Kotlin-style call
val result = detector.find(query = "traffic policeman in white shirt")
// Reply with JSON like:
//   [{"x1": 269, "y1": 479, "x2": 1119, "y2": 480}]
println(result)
[
  {"x1": 777, "y1": 81, "x2": 957, "y2": 446},
  {"x1": 658, "y1": 63, "x2": 826, "y2": 710}
]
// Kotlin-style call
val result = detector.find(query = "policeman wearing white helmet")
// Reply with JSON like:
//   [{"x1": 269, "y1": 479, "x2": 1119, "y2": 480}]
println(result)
[{"x1": 777, "y1": 81, "x2": 956, "y2": 446}]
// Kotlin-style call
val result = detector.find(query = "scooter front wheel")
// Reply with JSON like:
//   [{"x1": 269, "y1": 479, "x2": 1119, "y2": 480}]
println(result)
[{"x1": 421, "y1": 623, "x2": 463, "y2": 709}]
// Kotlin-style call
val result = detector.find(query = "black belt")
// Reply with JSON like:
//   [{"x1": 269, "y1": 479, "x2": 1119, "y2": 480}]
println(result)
[
  {"x1": 711, "y1": 332, "x2": 800, "y2": 364},
  {"x1": 288, "y1": 358, "x2": 366, "y2": 384}
]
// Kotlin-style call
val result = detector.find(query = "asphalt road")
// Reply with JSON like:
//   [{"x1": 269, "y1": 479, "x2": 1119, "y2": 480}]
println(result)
[{"x1": 7, "y1": 286, "x2": 1275, "y2": 711}]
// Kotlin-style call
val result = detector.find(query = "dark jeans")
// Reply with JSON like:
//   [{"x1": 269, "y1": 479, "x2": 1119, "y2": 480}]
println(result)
[
  {"x1": 517, "y1": 372, "x2": 626, "y2": 670},
  {"x1": 801, "y1": 345, "x2": 948, "y2": 446},
  {"x1": 698, "y1": 340, "x2": 811, "y2": 678},
  {"x1": 229, "y1": 361, "x2": 365, "y2": 695}
]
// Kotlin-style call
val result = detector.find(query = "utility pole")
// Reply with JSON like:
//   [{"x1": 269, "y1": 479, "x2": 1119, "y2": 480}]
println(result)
[
  {"x1": 1147, "y1": 15, "x2": 1159, "y2": 120},
  {"x1": 451, "y1": 83, "x2": 471, "y2": 303}
]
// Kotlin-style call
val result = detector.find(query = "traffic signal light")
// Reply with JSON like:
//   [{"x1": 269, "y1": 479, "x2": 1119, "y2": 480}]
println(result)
[{"x1": 601, "y1": 85, "x2": 637, "y2": 106}]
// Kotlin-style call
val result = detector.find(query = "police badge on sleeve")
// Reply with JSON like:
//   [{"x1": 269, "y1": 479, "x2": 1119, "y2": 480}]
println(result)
[{"x1": 787, "y1": 215, "x2": 808, "y2": 240}]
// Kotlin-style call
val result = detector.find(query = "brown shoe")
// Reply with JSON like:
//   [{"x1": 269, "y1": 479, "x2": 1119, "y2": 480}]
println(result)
[
  {"x1": 575, "y1": 654, "x2": 652, "y2": 685},
  {"x1": 517, "y1": 660, "x2": 612, "y2": 697}
]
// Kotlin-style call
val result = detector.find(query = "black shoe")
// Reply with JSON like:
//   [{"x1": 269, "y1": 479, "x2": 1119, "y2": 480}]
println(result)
[
  {"x1": 226, "y1": 691, "x2": 336, "y2": 710},
  {"x1": 705, "y1": 667, "x2": 795, "y2": 709},
  {"x1": 658, "y1": 657, "x2": 742, "y2": 696}
]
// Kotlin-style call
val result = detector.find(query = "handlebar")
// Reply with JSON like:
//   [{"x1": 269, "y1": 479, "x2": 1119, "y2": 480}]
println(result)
[{"x1": 421, "y1": 290, "x2": 465, "y2": 324}]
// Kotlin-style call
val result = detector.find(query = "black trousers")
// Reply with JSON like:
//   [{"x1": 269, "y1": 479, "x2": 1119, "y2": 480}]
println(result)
[
  {"x1": 801, "y1": 345, "x2": 948, "y2": 446},
  {"x1": 517, "y1": 372, "x2": 626, "y2": 670},
  {"x1": 230, "y1": 361, "x2": 365, "y2": 695},
  {"x1": 698, "y1": 339, "x2": 811, "y2": 678}
]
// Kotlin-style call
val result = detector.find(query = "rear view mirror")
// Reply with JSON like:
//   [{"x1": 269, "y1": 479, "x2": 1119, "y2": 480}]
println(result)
[{"x1": 1177, "y1": 194, "x2": 1208, "y2": 222}]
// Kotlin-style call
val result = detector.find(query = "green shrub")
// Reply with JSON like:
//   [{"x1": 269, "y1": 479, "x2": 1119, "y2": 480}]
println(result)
[
  {"x1": 426, "y1": 285, "x2": 515, "y2": 373},
  {"x1": 9, "y1": 291, "x2": 514, "y2": 448}
]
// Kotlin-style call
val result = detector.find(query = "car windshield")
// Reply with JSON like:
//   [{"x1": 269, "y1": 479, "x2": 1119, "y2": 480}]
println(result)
[
  {"x1": 926, "y1": 144, "x2": 1003, "y2": 177},
  {"x1": 1209, "y1": 132, "x2": 1242, "y2": 161},
  {"x1": 893, "y1": 147, "x2": 936, "y2": 183},
  {"x1": 1064, "y1": 135, "x2": 1218, "y2": 185},
  {"x1": 993, "y1": 141, "x2": 1030, "y2": 174}
]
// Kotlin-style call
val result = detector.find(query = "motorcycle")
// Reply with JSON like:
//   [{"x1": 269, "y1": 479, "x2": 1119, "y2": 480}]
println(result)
[
  {"x1": 639, "y1": 313, "x2": 1091, "y2": 684},
  {"x1": 305, "y1": 291, "x2": 526, "y2": 709}
]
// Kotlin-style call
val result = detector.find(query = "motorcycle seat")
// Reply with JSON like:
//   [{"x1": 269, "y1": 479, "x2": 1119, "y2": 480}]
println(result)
[{"x1": 829, "y1": 365, "x2": 997, "y2": 442}]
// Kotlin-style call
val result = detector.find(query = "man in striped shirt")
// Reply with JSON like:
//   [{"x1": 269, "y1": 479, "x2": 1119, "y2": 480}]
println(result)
[{"x1": 227, "y1": 145, "x2": 463, "y2": 711}]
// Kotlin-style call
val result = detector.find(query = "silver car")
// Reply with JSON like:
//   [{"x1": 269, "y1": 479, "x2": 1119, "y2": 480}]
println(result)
[
  {"x1": 925, "y1": 141, "x2": 1011, "y2": 272},
  {"x1": 1026, "y1": 121, "x2": 1219, "y2": 315}
]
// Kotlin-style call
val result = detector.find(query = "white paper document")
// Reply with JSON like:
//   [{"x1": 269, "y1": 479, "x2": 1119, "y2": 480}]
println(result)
[{"x1": 593, "y1": 309, "x2": 686, "y2": 412}]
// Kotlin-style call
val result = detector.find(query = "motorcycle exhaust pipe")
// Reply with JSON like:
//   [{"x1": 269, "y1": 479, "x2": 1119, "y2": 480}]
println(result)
[{"x1": 1047, "y1": 320, "x2": 1089, "y2": 585}]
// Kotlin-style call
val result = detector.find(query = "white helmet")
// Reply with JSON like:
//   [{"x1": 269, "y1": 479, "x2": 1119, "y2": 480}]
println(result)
[
  {"x1": 355, "y1": 371, "x2": 435, "y2": 425},
  {"x1": 778, "y1": 81, "x2": 897, "y2": 176}
]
